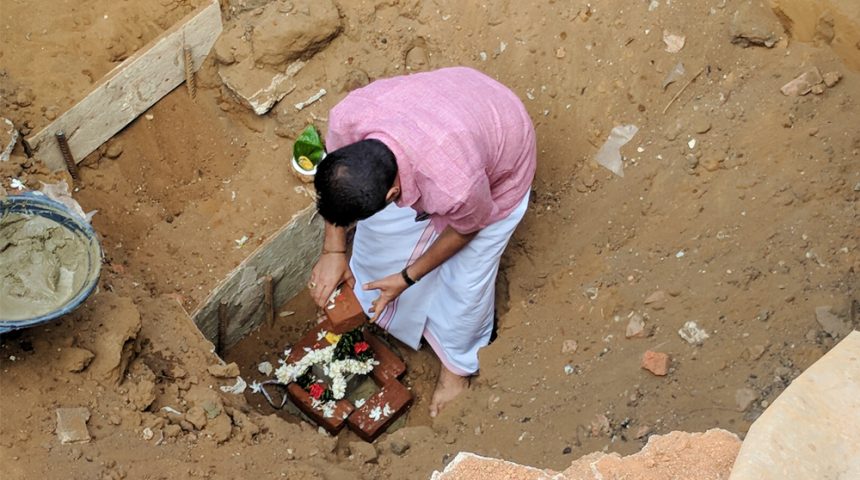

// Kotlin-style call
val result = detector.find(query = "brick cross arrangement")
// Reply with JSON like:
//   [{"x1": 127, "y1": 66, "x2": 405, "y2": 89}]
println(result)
[{"x1": 286, "y1": 288, "x2": 413, "y2": 442}]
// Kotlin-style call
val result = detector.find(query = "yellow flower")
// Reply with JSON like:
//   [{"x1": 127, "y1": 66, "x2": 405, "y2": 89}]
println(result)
[
  {"x1": 324, "y1": 332, "x2": 342, "y2": 345},
  {"x1": 297, "y1": 155, "x2": 314, "y2": 171}
]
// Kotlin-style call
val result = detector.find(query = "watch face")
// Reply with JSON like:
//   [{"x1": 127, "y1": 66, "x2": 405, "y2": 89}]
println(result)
[{"x1": 414, "y1": 211, "x2": 430, "y2": 222}]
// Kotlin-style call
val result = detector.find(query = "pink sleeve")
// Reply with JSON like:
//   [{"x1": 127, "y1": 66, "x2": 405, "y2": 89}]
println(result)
[{"x1": 432, "y1": 177, "x2": 495, "y2": 234}]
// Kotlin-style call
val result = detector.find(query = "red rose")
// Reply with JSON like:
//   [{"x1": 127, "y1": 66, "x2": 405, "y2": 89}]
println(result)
[
  {"x1": 308, "y1": 383, "x2": 325, "y2": 399},
  {"x1": 354, "y1": 341, "x2": 370, "y2": 355}
]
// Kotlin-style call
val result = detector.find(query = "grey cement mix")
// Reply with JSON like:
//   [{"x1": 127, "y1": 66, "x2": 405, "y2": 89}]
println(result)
[{"x1": 0, "y1": 213, "x2": 90, "y2": 321}]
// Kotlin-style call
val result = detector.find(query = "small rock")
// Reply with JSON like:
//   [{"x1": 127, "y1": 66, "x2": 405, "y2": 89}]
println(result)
[
  {"x1": 747, "y1": 344, "x2": 768, "y2": 361},
  {"x1": 692, "y1": 118, "x2": 712, "y2": 134},
  {"x1": 350, "y1": 441, "x2": 378, "y2": 463},
  {"x1": 207, "y1": 362, "x2": 240, "y2": 378},
  {"x1": 644, "y1": 290, "x2": 667, "y2": 310},
  {"x1": 59, "y1": 347, "x2": 95, "y2": 373},
  {"x1": 390, "y1": 438, "x2": 410, "y2": 456},
  {"x1": 1, "y1": 117, "x2": 18, "y2": 162},
  {"x1": 590, "y1": 414, "x2": 611, "y2": 436},
  {"x1": 678, "y1": 321, "x2": 710, "y2": 345},
  {"x1": 185, "y1": 406, "x2": 208, "y2": 430},
  {"x1": 701, "y1": 157, "x2": 723, "y2": 172},
  {"x1": 142, "y1": 427, "x2": 154, "y2": 441},
  {"x1": 641, "y1": 351, "x2": 671, "y2": 376},
  {"x1": 735, "y1": 388, "x2": 758, "y2": 412},
  {"x1": 56, "y1": 408, "x2": 91, "y2": 444},
  {"x1": 822, "y1": 71, "x2": 842, "y2": 88},
  {"x1": 730, "y1": 3, "x2": 784, "y2": 48},
  {"x1": 810, "y1": 84, "x2": 826, "y2": 95},
  {"x1": 815, "y1": 306, "x2": 850, "y2": 338},
  {"x1": 44, "y1": 105, "x2": 60, "y2": 121},
  {"x1": 339, "y1": 69, "x2": 370, "y2": 93},
  {"x1": 562, "y1": 446, "x2": 572, "y2": 454},
  {"x1": 15, "y1": 90, "x2": 32, "y2": 107},
  {"x1": 105, "y1": 141, "x2": 124, "y2": 159},
  {"x1": 626, "y1": 313, "x2": 646, "y2": 339},
  {"x1": 780, "y1": 68, "x2": 823, "y2": 96},
  {"x1": 555, "y1": 47, "x2": 566, "y2": 59},
  {"x1": 164, "y1": 424, "x2": 182, "y2": 438},
  {"x1": 405, "y1": 46, "x2": 429, "y2": 70},
  {"x1": 205, "y1": 412, "x2": 232, "y2": 444},
  {"x1": 562, "y1": 339, "x2": 578, "y2": 354},
  {"x1": 635, "y1": 425, "x2": 652, "y2": 439}
]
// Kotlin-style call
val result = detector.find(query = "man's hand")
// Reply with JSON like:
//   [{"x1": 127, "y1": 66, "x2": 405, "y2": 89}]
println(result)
[
  {"x1": 363, "y1": 272, "x2": 409, "y2": 323},
  {"x1": 309, "y1": 253, "x2": 354, "y2": 307}
]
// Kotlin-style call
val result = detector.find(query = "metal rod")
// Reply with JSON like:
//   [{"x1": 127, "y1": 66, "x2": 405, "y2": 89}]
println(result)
[
  {"x1": 55, "y1": 131, "x2": 80, "y2": 185},
  {"x1": 183, "y1": 46, "x2": 197, "y2": 100},
  {"x1": 217, "y1": 301, "x2": 228, "y2": 356},
  {"x1": 263, "y1": 275, "x2": 275, "y2": 328}
]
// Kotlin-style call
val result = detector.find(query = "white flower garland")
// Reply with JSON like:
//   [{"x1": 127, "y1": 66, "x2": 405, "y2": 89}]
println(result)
[{"x1": 274, "y1": 339, "x2": 378, "y2": 402}]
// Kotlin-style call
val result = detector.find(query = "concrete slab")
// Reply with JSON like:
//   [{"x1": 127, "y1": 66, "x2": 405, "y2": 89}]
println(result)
[{"x1": 730, "y1": 330, "x2": 860, "y2": 479}]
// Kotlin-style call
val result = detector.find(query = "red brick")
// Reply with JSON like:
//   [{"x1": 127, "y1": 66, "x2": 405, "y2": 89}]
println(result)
[
  {"x1": 347, "y1": 380, "x2": 413, "y2": 442},
  {"x1": 364, "y1": 332, "x2": 406, "y2": 385},
  {"x1": 326, "y1": 287, "x2": 367, "y2": 334},
  {"x1": 287, "y1": 323, "x2": 331, "y2": 363},
  {"x1": 641, "y1": 350, "x2": 671, "y2": 376},
  {"x1": 287, "y1": 383, "x2": 354, "y2": 435}
]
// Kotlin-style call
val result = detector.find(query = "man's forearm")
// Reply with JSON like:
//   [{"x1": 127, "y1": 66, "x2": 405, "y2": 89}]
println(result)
[
  {"x1": 406, "y1": 226, "x2": 477, "y2": 280},
  {"x1": 323, "y1": 221, "x2": 348, "y2": 253}
]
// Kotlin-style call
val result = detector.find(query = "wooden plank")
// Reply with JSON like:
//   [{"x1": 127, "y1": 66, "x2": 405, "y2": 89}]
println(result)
[
  {"x1": 192, "y1": 204, "x2": 324, "y2": 348},
  {"x1": 25, "y1": 0, "x2": 222, "y2": 171}
]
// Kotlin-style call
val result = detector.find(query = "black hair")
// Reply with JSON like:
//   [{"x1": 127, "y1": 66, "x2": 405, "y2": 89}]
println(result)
[{"x1": 314, "y1": 139, "x2": 398, "y2": 227}]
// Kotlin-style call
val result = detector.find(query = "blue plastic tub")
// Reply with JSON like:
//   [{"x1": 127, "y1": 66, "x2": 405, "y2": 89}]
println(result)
[{"x1": 0, "y1": 191, "x2": 102, "y2": 334}]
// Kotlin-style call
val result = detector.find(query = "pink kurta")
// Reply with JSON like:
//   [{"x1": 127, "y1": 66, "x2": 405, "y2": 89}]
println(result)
[
  {"x1": 326, "y1": 67, "x2": 536, "y2": 234},
  {"x1": 326, "y1": 67, "x2": 535, "y2": 375}
]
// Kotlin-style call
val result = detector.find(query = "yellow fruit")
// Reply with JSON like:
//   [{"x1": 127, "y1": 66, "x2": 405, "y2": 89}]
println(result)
[{"x1": 297, "y1": 156, "x2": 314, "y2": 171}]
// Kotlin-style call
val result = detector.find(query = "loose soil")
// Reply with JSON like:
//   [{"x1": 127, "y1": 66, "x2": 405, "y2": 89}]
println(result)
[{"x1": 1, "y1": 0, "x2": 858, "y2": 479}]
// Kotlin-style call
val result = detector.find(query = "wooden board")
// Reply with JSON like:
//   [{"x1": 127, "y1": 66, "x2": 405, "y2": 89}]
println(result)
[
  {"x1": 192, "y1": 204, "x2": 324, "y2": 348},
  {"x1": 24, "y1": 0, "x2": 223, "y2": 171}
]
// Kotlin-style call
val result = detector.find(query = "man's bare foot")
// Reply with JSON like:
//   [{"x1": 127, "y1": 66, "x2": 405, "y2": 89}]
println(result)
[{"x1": 429, "y1": 366, "x2": 470, "y2": 418}]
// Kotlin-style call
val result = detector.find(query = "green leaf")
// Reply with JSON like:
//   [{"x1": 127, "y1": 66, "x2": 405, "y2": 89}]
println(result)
[{"x1": 293, "y1": 125, "x2": 325, "y2": 167}]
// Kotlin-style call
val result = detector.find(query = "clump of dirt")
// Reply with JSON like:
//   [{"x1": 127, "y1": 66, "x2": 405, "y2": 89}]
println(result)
[{"x1": 1, "y1": 0, "x2": 858, "y2": 478}]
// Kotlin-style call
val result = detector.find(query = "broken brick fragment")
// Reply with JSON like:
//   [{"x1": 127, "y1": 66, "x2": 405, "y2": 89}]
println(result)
[{"x1": 641, "y1": 350, "x2": 671, "y2": 376}]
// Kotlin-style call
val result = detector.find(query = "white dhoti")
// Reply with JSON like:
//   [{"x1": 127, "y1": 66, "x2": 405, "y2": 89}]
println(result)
[{"x1": 350, "y1": 192, "x2": 529, "y2": 375}]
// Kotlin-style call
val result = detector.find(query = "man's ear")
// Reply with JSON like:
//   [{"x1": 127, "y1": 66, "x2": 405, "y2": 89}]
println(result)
[{"x1": 385, "y1": 185, "x2": 401, "y2": 203}]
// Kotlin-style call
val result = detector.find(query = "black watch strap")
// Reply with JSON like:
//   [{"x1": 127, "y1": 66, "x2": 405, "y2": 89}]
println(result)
[{"x1": 401, "y1": 267, "x2": 417, "y2": 287}]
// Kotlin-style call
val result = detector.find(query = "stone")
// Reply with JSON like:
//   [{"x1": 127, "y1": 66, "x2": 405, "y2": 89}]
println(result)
[
  {"x1": 430, "y1": 452, "x2": 557, "y2": 479},
  {"x1": 564, "y1": 429, "x2": 741, "y2": 479},
  {"x1": 731, "y1": 332, "x2": 860, "y2": 479},
  {"x1": 58, "y1": 347, "x2": 95, "y2": 373},
  {"x1": 219, "y1": 60, "x2": 304, "y2": 115},
  {"x1": 207, "y1": 362, "x2": 240, "y2": 378},
  {"x1": 205, "y1": 412, "x2": 232, "y2": 444},
  {"x1": 14, "y1": 90, "x2": 32, "y2": 107},
  {"x1": 626, "y1": 314, "x2": 646, "y2": 339},
  {"x1": 822, "y1": 71, "x2": 842, "y2": 88},
  {"x1": 86, "y1": 294, "x2": 142, "y2": 385},
  {"x1": 730, "y1": 2, "x2": 784, "y2": 48},
  {"x1": 390, "y1": 438, "x2": 410, "y2": 456},
  {"x1": 562, "y1": 339, "x2": 579, "y2": 353},
  {"x1": 678, "y1": 321, "x2": 710, "y2": 345},
  {"x1": 641, "y1": 351, "x2": 670, "y2": 376},
  {"x1": 692, "y1": 118, "x2": 712, "y2": 134},
  {"x1": 339, "y1": 69, "x2": 370, "y2": 93},
  {"x1": 251, "y1": 0, "x2": 341, "y2": 67},
  {"x1": 185, "y1": 406, "x2": 208, "y2": 430},
  {"x1": 780, "y1": 68, "x2": 823, "y2": 96},
  {"x1": 405, "y1": 46, "x2": 429, "y2": 71},
  {"x1": 735, "y1": 388, "x2": 759, "y2": 412},
  {"x1": 105, "y1": 141, "x2": 124, "y2": 159},
  {"x1": 349, "y1": 441, "x2": 378, "y2": 463},
  {"x1": 644, "y1": 291, "x2": 667, "y2": 310},
  {"x1": 815, "y1": 305, "x2": 851, "y2": 338},
  {"x1": 56, "y1": 408, "x2": 91, "y2": 444},
  {"x1": 1, "y1": 117, "x2": 18, "y2": 162}
]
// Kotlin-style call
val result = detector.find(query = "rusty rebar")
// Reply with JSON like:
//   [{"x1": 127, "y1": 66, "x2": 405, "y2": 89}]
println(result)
[
  {"x1": 183, "y1": 46, "x2": 197, "y2": 100},
  {"x1": 263, "y1": 275, "x2": 275, "y2": 328},
  {"x1": 217, "y1": 301, "x2": 229, "y2": 355},
  {"x1": 55, "y1": 131, "x2": 79, "y2": 185}
]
